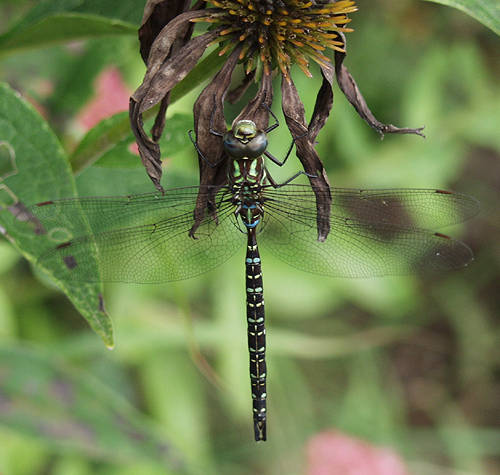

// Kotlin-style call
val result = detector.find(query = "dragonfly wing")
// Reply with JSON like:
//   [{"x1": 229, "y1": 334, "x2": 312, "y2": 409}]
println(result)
[
  {"x1": 31, "y1": 187, "x2": 242, "y2": 283},
  {"x1": 261, "y1": 198, "x2": 474, "y2": 278},
  {"x1": 30, "y1": 186, "x2": 224, "y2": 237},
  {"x1": 262, "y1": 185, "x2": 479, "y2": 229}
]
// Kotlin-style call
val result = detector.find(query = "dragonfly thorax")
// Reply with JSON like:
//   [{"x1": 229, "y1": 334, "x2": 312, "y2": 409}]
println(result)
[{"x1": 223, "y1": 120, "x2": 268, "y2": 159}]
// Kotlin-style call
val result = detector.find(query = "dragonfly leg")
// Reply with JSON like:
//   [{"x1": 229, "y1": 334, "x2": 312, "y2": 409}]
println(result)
[
  {"x1": 264, "y1": 168, "x2": 279, "y2": 188},
  {"x1": 232, "y1": 204, "x2": 245, "y2": 234},
  {"x1": 188, "y1": 130, "x2": 225, "y2": 168},
  {"x1": 264, "y1": 130, "x2": 308, "y2": 167},
  {"x1": 266, "y1": 170, "x2": 318, "y2": 189},
  {"x1": 263, "y1": 103, "x2": 280, "y2": 134}
]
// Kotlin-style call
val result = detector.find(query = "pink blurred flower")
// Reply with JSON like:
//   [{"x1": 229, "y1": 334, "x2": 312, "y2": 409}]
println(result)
[
  {"x1": 307, "y1": 430, "x2": 410, "y2": 475},
  {"x1": 77, "y1": 67, "x2": 131, "y2": 130}
]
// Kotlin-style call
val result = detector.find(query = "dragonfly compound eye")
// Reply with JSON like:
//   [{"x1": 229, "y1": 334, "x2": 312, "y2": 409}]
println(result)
[
  {"x1": 245, "y1": 132, "x2": 268, "y2": 158},
  {"x1": 224, "y1": 132, "x2": 248, "y2": 158},
  {"x1": 225, "y1": 121, "x2": 268, "y2": 159}
]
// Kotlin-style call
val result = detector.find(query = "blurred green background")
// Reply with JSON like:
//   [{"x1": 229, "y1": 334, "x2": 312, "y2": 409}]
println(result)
[{"x1": 0, "y1": 0, "x2": 499, "y2": 474}]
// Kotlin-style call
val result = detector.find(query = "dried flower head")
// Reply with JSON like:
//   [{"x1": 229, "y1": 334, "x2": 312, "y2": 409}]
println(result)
[
  {"x1": 130, "y1": 0, "x2": 424, "y2": 240},
  {"x1": 193, "y1": 0, "x2": 357, "y2": 77}
]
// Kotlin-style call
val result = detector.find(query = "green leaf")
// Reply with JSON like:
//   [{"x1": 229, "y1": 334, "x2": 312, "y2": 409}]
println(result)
[
  {"x1": 70, "y1": 50, "x2": 226, "y2": 173},
  {"x1": 85, "y1": 113, "x2": 193, "y2": 169},
  {"x1": 0, "y1": 0, "x2": 143, "y2": 55},
  {"x1": 0, "y1": 343, "x2": 179, "y2": 469},
  {"x1": 71, "y1": 111, "x2": 131, "y2": 173},
  {"x1": 0, "y1": 82, "x2": 113, "y2": 347},
  {"x1": 75, "y1": 166, "x2": 197, "y2": 197},
  {"x1": 6, "y1": 0, "x2": 143, "y2": 28},
  {"x1": 48, "y1": 37, "x2": 135, "y2": 116},
  {"x1": 422, "y1": 0, "x2": 500, "y2": 35}
]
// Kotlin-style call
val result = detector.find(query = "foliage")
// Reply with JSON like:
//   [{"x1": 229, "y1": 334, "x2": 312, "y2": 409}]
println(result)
[
  {"x1": 424, "y1": 0, "x2": 500, "y2": 35},
  {"x1": 0, "y1": 1, "x2": 499, "y2": 474},
  {"x1": 0, "y1": 83, "x2": 112, "y2": 346}
]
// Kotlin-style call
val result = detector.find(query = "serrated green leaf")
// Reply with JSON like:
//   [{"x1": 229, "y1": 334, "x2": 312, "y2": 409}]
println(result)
[
  {"x1": 422, "y1": 0, "x2": 500, "y2": 35},
  {"x1": 0, "y1": 343, "x2": 180, "y2": 469},
  {"x1": 0, "y1": 82, "x2": 113, "y2": 347},
  {"x1": 70, "y1": 50, "x2": 226, "y2": 174},
  {"x1": 0, "y1": 0, "x2": 143, "y2": 56}
]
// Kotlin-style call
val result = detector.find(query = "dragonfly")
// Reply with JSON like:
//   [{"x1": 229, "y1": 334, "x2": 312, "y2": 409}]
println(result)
[{"x1": 22, "y1": 111, "x2": 478, "y2": 442}]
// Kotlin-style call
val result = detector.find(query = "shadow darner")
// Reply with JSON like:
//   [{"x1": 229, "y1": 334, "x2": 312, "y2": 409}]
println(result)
[{"x1": 23, "y1": 113, "x2": 478, "y2": 442}]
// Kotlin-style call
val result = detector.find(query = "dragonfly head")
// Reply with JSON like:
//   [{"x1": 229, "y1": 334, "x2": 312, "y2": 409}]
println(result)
[
  {"x1": 224, "y1": 120, "x2": 268, "y2": 159},
  {"x1": 233, "y1": 120, "x2": 257, "y2": 141}
]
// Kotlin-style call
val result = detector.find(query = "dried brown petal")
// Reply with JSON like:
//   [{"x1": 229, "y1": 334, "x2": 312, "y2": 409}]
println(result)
[
  {"x1": 131, "y1": 9, "x2": 217, "y2": 115},
  {"x1": 139, "y1": 1, "x2": 198, "y2": 143},
  {"x1": 233, "y1": 71, "x2": 273, "y2": 131},
  {"x1": 334, "y1": 34, "x2": 425, "y2": 138},
  {"x1": 129, "y1": 99, "x2": 163, "y2": 191},
  {"x1": 189, "y1": 46, "x2": 242, "y2": 237},
  {"x1": 135, "y1": 29, "x2": 220, "y2": 113},
  {"x1": 138, "y1": 0, "x2": 192, "y2": 63},
  {"x1": 281, "y1": 76, "x2": 332, "y2": 242},
  {"x1": 151, "y1": 94, "x2": 169, "y2": 142},
  {"x1": 227, "y1": 70, "x2": 256, "y2": 104},
  {"x1": 130, "y1": 10, "x2": 221, "y2": 191},
  {"x1": 308, "y1": 62, "x2": 335, "y2": 142}
]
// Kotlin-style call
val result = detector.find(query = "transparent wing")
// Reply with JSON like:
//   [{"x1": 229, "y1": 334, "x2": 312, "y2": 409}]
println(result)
[
  {"x1": 260, "y1": 186, "x2": 476, "y2": 278},
  {"x1": 262, "y1": 185, "x2": 479, "y2": 229},
  {"x1": 30, "y1": 187, "x2": 243, "y2": 283},
  {"x1": 31, "y1": 186, "x2": 227, "y2": 236},
  {"x1": 30, "y1": 184, "x2": 477, "y2": 282}
]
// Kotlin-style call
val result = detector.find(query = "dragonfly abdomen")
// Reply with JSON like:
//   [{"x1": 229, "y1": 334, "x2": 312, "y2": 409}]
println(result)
[{"x1": 246, "y1": 228, "x2": 267, "y2": 441}]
